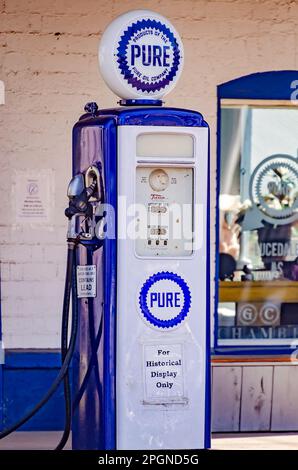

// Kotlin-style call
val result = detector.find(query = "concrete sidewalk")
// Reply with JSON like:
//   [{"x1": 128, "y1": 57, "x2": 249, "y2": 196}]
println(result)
[
  {"x1": 0, "y1": 432, "x2": 298, "y2": 450},
  {"x1": 0, "y1": 431, "x2": 72, "y2": 450},
  {"x1": 212, "y1": 433, "x2": 298, "y2": 450}
]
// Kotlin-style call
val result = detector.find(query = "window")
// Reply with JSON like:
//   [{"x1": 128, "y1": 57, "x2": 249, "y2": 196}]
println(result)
[{"x1": 216, "y1": 72, "x2": 298, "y2": 348}]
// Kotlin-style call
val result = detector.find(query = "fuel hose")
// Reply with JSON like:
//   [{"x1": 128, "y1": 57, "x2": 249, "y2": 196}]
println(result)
[
  {"x1": 55, "y1": 244, "x2": 77, "y2": 451},
  {"x1": 0, "y1": 242, "x2": 79, "y2": 451}
]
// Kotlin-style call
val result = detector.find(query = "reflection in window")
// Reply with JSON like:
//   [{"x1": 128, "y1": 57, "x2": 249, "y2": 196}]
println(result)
[{"x1": 218, "y1": 103, "x2": 298, "y2": 345}]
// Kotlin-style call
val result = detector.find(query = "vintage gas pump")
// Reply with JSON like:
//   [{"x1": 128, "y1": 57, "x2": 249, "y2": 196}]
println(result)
[
  {"x1": 0, "y1": 9, "x2": 210, "y2": 451},
  {"x1": 71, "y1": 10, "x2": 211, "y2": 450}
]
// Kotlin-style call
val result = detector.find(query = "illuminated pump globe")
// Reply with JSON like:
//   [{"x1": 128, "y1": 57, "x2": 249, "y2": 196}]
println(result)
[{"x1": 98, "y1": 10, "x2": 184, "y2": 100}]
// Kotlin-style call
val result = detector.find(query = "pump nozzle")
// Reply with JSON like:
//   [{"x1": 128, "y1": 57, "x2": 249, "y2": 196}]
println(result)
[
  {"x1": 65, "y1": 176, "x2": 96, "y2": 220},
  {"x1": 65, "y1": 171, "x2": 101, "y2": 243},
  {"x1": 67, "y1": 173, "x2": 85, "y2": 199}
]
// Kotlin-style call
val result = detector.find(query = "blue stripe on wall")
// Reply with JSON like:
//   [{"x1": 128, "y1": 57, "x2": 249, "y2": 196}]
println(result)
[
  {"x1": 0, "y1": 350, "x2": 69, "y2": 431},
  {"x1": 0, "y1": 264, "x2": 3, "y2": 429}
]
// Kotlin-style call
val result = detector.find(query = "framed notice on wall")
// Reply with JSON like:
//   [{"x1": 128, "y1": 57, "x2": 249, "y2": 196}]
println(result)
[{"x1": 13, "y1": 169, "x2": 55, "y2": 228}]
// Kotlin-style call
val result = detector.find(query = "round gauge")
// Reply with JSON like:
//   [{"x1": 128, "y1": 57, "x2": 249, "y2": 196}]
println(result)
[{"x1": 149, "y1": 169, "x2": 169, "y2": 192}]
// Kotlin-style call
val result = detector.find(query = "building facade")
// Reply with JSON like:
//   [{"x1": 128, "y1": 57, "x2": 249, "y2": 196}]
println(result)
[{"x1": 1, "y1": 0, "x2": 298, "y2": 432}]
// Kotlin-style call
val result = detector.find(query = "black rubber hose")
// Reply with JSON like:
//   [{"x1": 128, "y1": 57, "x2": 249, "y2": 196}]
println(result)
[
  {"x1": 55, "y1": 247, "x2": 76, "y2": 451},
  {"x1": 0, "y1": 244, "x2": 79, "y2": 442}
]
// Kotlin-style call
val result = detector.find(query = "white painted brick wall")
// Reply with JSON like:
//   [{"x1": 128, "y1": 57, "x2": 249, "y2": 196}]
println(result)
[{"x1": 0, "y1": 0, "x2": 297, "y2": 348}]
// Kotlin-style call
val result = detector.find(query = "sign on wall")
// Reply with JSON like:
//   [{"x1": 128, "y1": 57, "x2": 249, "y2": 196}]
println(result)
[{"x1": 13, "y1": 170, "x2": 55, "y2": 227}]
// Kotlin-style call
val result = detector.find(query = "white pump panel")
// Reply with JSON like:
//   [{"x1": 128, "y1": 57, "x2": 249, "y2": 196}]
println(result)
[{"x1": 116, "y1": 125, "x2": 209, "y2": 450}]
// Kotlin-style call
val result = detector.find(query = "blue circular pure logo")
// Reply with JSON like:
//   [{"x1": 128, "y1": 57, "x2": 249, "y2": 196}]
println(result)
[
  {"x1": 116, "y1": 19, "x2": 182, "y2": 94},
  {"x1": 139, "y1": 271, "x2": 191, "y2": 329}
]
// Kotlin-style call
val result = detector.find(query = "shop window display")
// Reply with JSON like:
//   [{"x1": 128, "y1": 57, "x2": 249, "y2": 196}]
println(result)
[{"x1": 217, "y1": 72, "x2": 298, "y2": 348}]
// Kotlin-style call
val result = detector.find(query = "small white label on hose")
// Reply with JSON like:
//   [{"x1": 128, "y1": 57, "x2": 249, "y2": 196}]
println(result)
[{"x1": 77, "y1": 265, "x2": 96, "y2": 298}]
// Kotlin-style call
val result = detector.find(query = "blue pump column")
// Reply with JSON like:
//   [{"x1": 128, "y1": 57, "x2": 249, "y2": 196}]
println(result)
[{"x1": 72, "y1": 117, "x2": 117, "y2": 450}]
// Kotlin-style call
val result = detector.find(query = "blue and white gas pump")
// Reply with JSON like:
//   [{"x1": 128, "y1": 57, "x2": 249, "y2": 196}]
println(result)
[
  {"x1": 0, "y1": 9, "x2": 210, "y2": 451},
  {"x1": 71, "y1": 10, "x2": 211, "y2": 450}
]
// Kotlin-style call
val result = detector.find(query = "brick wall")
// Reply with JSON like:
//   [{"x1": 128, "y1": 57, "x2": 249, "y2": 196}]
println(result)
[{"x1": 0, "y1": 0, "x2": 297, "y2": 348}]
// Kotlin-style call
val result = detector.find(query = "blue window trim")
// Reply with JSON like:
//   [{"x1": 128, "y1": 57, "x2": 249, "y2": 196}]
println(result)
[
  {"x1": 218, "y1": 70, "x2": 298, "y2": 100},
  {"x1": 212, "y1": 346, "x2": 298, "y2": 357},
  {"x1": 215, "y1": 70, "x2": 298, "y2": 356}
]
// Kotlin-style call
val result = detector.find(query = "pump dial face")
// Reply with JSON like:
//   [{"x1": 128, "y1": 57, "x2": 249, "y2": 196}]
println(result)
[{"x1": 149, "y1": 169, "x2": 169, "y2": 192}]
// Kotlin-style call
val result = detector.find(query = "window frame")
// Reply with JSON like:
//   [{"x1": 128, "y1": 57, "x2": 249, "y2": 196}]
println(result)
[{"x1": 214, "y1": 71, "x2": 298, "y2": 355}]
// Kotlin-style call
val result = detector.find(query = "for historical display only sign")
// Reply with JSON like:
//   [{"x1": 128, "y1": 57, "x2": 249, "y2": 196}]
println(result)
[{"x1": 143, "y1": 343, "x2": 187, "y2": 405}]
